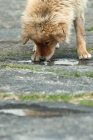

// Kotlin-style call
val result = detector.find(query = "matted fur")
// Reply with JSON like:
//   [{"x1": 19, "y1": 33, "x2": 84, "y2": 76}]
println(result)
[{"x1": 22, "y1": 0, "x2": 92, "y2": 61}]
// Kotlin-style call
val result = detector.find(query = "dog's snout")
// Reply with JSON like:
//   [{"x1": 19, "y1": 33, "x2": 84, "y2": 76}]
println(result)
[{"x1": 39, "y1": 58, "x2": 46, "y2": 61}]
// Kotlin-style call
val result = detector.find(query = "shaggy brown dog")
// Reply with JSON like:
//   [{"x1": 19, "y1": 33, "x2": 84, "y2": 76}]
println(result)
[{"x1": 22, "y1": 0, "x2": 92, "y2": 61}]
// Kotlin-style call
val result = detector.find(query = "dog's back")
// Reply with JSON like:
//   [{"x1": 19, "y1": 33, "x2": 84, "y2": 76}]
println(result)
[{"x1": 23, "y1": 0, "x2": 87, "y2": 30}]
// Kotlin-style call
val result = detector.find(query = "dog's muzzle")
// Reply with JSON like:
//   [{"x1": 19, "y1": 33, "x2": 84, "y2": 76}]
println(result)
[{"x1": 39, "y1": 58, "x2": 46, "y2": 61}]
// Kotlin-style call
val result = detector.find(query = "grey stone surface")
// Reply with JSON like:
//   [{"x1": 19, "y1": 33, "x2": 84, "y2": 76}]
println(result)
[
  {"x1": 1, "y1": 113, "x2": 93, "y2": 140},
  {"x1": 0, "y1": 62, "x2": 93, "y2": 94},
  {"x1": 0, "y1": 54, "x2": 93, "y2": 94},
  {"x1": 0, "y1": 101, "x2": 93, "y2": 140},
  {"x1": 0, "y1": 0, "x2": 93, "y2": 94}
]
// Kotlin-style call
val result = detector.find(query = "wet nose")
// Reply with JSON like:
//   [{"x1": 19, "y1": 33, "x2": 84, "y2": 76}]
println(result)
[{"x1": 39, "y1": 58, "x2": 46, "y2": 61}]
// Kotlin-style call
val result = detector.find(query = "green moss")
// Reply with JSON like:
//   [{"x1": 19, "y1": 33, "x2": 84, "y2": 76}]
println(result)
[
  {"x1": 0, "y1": 93, "x2": 11, "y2": 99},
  {"x1": 0, "y1": 53, "x2": 31, "y2": 57},
  {"x1": 86, "y1": 27, "x2": 93, "y2": 31},
  {"x1": 17, "y1": 94, "x2": 72, "y2": 102},
  {"x1": 87, "y1": 46, "x2": 93, "y2": 52},
  {"x1": 80, "y1": 100, "x2": 93, "y2": 107},
  {"x1": 0, "y1": 93, "x2": 93, "y2": 107},
  {"x1": 0, "y1": 63, "x2": 39, "y2": 72},
  {"x1": 48, "y1": 69, "x2": 93, "y2": 78}
]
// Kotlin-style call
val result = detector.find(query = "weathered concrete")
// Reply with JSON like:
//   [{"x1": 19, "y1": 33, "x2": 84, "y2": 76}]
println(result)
[
  {"x1": 0, "y1": 61, "x2": 93, "y2": 94},
  {"x1": 0, "y1": 100, "x2": 93, "y2": 140},
  {"x1": 0, "y1": 55, "x2": 93, "y2": 94}
]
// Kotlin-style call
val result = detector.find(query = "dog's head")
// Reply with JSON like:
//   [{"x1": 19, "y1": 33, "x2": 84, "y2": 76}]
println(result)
[{"x1": 22, "y1": 22, "x2": 67, "y2": 61}]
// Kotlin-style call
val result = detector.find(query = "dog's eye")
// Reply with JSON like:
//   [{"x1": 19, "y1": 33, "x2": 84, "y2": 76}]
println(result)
[{"x1": 45, "y1": 41, "x2": 50, "y2": 45}]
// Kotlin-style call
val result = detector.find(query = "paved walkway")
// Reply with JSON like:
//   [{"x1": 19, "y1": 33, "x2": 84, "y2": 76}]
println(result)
[{"x1": 0, "y1": 0, "x2": 93, "y2": 94}]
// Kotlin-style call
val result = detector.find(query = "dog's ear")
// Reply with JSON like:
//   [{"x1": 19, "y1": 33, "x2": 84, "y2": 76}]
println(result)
[
  {"x1": 22, "y1": 27, "x2": 29, "y2": 45},
  {"x1": 22, "y1": 35, "x2": 29, "y2": 45},
  {"x1": 52, "y1": 23, "x2": 67, "y2": 42}
]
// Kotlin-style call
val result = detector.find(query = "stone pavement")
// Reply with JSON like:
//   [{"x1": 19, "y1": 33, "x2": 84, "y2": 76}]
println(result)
[
  {"x1": 0, "y1": 100, "x2": 93, "y2": 140},
  {"x1": 0, "y1": 0, "x2": 93, "y2": 94},
  {"x1": 0, "y1": 0, "x2": 93, "y2": 140}
]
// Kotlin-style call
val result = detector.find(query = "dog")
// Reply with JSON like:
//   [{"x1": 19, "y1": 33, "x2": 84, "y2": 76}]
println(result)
[{"x1": 22, "y1": 0, "x2": 92, "y2": 61}]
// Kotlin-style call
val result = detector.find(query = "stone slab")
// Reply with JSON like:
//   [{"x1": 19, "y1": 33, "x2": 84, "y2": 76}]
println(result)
[{"x1": 0, "y1": 101, "x2": 93, "y2": 140}]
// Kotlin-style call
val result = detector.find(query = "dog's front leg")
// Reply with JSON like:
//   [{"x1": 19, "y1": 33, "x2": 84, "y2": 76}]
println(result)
[
  {"x1": 74, "y1": 16, "x2": 92, "y2": 59},
  {"x1": 31, "y1": 44, "x2": 39, "y2": 61}
]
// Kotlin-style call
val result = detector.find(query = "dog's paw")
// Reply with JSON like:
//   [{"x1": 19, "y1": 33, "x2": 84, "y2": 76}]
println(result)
[
  {"x1": 31, "y1": 53, "x2": 39, "y2": 61},
  {"x1": 78, "y1": 51, "x2": 92, "y2": 59}
]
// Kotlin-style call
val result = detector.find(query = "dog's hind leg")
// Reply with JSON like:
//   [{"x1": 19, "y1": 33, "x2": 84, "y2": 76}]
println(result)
[{"x1": 74, "y1": 16, "x2": 92, "y2": 59}]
